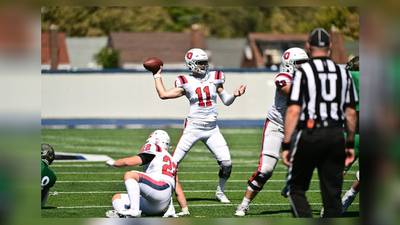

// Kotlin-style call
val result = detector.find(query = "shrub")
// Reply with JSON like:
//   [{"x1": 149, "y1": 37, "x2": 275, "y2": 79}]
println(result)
[{"x1": 95, "y1": 47, "x2": 119, "y2": 69}]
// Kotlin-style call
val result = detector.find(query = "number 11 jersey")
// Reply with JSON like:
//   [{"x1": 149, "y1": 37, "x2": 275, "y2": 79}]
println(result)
[{"x1": 175, "y1": 71, "x2": 225, "y2": 123}]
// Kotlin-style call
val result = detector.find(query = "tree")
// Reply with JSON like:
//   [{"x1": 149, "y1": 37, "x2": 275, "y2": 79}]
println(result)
[{"x1": 41, "y1": 6, "x2": 359, "y2": 40}]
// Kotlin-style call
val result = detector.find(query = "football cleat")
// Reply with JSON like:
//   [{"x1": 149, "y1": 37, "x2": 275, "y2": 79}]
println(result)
[
  {"x1": 215, "y1": 191, "x2": 231, "y2": 203},
  {"x1": 162, "y1": 204, "x2": 178, "y2": 218},
  {"x1": 118, "y1": 209, "x2": 142, "y2": 217},
  {"x1": 234, "y1": 204, "x2": 249, "y2": 217},
  {"x1": 281, "y1": 184, "x2": 289, "y2": 198},
  {"x1": 105, "y1": 210, "x2": 124, "y2": 218}
]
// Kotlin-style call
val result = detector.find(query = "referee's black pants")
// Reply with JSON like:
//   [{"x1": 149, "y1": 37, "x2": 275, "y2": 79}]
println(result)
[{"x1": 287, "y1": 127, "x2": 345, "y2": 217}]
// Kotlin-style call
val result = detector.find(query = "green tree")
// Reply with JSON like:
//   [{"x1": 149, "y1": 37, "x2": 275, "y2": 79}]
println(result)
[{"x1": 41, "y1": 6, "x2": 359, "y2": 40}]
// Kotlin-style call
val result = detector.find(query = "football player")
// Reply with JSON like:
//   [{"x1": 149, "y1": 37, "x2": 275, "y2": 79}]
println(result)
[
  {"x1": 41, "y1": 143, "x2": 57, "y2": 208},
  {"x1": 105, "y1": 130, "x2": 177, "y2": 218},
  {"x1": 151, "y1": 48, "x2": 246, "y2": 212},
  {"x1": 235, "y1": 47, "x2": 309, "y2": 216},
  {"x1": 341, "y1": 56, "x2": 360, "y2": 214}
]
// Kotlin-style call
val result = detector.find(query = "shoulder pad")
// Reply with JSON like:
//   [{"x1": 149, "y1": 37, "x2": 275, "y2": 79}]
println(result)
[
  {"x1": 175, "y1": 75, "x2": 188, "y2": 88},
  {"x1": 213, "y1": 71, "x2": 225, "y2": 84},
  {"x1": 140, "y1": 143, "x2": 159, "y2": 154}
]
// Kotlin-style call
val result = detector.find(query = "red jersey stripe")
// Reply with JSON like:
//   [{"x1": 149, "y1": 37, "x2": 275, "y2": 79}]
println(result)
[{"x1": 139, "y1": 173, "x2": 168, "y2": 187}]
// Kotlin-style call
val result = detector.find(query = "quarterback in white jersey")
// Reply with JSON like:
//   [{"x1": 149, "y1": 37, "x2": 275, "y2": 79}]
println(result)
[
  {"x1": 152, "y1": 48, "x2": 246, "y2": 214},
  {"x1": 105, "y1": 130, "x2": 177, "y2": 218},
  {"x1": 235, "y1": 47, "x2": 309, "y2": 216}
]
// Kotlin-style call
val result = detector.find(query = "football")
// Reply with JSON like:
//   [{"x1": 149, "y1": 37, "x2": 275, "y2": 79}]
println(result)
[{"x1": 143, "y1": 57, "x2": 163, "y2": 74}]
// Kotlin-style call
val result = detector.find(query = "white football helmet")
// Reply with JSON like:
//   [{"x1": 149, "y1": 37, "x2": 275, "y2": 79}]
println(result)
[
  {"x1": 184, "y1": 48, "x2": 209, "y2": 75},
  {"x1": 147, "y1": 130, "x2": 170, "y2": 151},
  {"x1": 280, "y1": 47, "x2": 309, "y2": 74}
]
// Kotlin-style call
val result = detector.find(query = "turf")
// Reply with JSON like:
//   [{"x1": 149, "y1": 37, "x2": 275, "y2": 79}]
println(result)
[{"x1": 41, "y1": 128, "x2": 359, "y2": 218}]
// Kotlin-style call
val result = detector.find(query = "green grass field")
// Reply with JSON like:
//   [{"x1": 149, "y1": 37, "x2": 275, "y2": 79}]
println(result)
[{"x1": 41, "y1": 128, "x2": 359, "y2": 218}]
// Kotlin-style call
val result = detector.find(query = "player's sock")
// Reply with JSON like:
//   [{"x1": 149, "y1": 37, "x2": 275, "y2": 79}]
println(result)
[
  {"x1": 218, "y1": 178, "x2": 227, "y2": 192},
  {"x1": 240, "y1": 196, "x2": 251, "y2": 207},
  {"x1": 125, "y1": 179, "x2": 140, "y2": 211},
  {"x1": 342, "y1": 187, "x2": 358, "y2": 212}
]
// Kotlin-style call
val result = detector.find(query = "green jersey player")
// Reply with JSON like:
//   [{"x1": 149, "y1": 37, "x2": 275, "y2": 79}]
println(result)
[
  {"x1": 341, "y1": 56, "x2": 360, "y2": 214},
  {"x1": 41, "y1": 143, "x2": 57, "y2": 208}
]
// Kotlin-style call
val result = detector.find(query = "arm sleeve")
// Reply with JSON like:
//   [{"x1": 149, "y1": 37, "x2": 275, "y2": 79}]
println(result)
[
  {"x1": 218, "y1": 89, "x2": 236, "y2": 106},
  {"x1": 137, "y1": 153, "x2": 156, "y2": 165},
  {"x1": 287, "y1": 70, "x2": 304, "y2": 106}
]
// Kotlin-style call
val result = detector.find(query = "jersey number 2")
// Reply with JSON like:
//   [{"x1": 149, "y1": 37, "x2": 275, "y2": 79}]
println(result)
[
  {"x1": 162, "y1": 155, "x2": 177, "y2": 178},
  {"x1": 195, "y1": 86, "x2": 212, "y2": 107}
]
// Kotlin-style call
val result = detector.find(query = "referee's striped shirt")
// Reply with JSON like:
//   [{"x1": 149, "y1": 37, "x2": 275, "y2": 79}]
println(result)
[{"x1": 288, "y1": 56, "x2": 359, "y2": 125}]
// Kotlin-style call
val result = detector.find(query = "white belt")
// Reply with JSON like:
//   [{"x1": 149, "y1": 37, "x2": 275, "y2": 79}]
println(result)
[{"x1": 187, "y1": 119, "x2": 217, "y2": 128}]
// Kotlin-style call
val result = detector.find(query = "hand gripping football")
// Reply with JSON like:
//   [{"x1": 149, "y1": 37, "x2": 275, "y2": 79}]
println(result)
[{"x1": 143, "y1": 57, "x2": 163, "y2": 74}]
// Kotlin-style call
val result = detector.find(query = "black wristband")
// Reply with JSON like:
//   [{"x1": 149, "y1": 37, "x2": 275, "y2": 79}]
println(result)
[
  {"x1": 345, "y1": 141, "x2": 355, "y2": 148},
  {"x1": 281, "y1": 141, "x2": 291, "y2": 150}
]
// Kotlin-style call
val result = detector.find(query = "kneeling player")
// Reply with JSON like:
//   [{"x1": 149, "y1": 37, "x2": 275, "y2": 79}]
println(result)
[
  {"x1": 41, "y1": 143, "x2": 57, "y2": 208},
  {"x1": 105, "y1": 130, "x2": 177, "y2": 218},
  {"x1": 235, "y1": 48, "x2": 309, "y2": 216}
]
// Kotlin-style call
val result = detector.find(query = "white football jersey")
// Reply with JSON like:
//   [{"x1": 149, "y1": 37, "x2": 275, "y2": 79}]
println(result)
[
  {"x1": 266, "y1": 72, "x2": 293, "y2": 127},
  {"x1": 175, "y1": 71, "x2": 225, "y2": 122},
  {"x1": 140, "y1": 142, "x2": 177, "y2": 189}
]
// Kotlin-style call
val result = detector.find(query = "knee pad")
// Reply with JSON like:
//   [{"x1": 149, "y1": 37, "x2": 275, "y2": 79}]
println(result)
[
  {"x1": 248, "y1": 171, "x2": 272, "y2": 192},
  {"x1": 218, "y1": 160, "x2": 232, "y2": 179}
]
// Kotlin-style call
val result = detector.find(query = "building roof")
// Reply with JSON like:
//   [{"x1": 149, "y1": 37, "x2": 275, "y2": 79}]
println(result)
[
  {"x1": 242, "y1": 33, "x2": 308, "y2": 68},
  {"x1": 109, "y1": 32, "x2": 193, "y2": 67}
]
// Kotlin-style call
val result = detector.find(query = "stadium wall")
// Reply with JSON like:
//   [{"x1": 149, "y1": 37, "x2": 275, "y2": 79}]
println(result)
[{"x1": 42, "y1": 72, "x2": 277, "y2": 127}]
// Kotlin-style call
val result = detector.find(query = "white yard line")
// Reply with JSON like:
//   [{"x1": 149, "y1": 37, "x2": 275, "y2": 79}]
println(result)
[
  {"x1": 56, "y1": 171, "x2": 356, "y2": 175},
  {"x1": 56, "y1": 202, "x2": 359, "y2": 209},
  {"x1": 57, "y1": 179, "x2": 354, "y2": 183},
  {"x1": 51, "y1": 190, "x2": 322, "y2": 195},
  {"x1": 54, "y1": 164, "x2": 355, "y2": 169}
]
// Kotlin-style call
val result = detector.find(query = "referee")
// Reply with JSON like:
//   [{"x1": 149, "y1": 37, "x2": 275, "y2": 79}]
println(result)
[{"x1": 281, "y1": 28, "x2": 358, "y2": 217}]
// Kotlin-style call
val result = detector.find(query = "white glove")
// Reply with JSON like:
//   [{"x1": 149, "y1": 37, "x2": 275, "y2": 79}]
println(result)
[
  {"x1": 176, "y1": 207, "x2": 190, "y2": 216},
  {"x1": 105, "y1": 159, "x2": 115, "y2": 167}
]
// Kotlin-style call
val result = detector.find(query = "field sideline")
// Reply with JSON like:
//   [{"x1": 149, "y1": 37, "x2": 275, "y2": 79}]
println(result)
[{"x1": 41, "y1": 128, "x2": 359, "y2": 218}]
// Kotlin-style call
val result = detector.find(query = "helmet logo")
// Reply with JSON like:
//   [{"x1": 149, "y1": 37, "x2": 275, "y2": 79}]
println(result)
[
  {"x1": 283, "y1": 51, "x2": 290, "y2": 60},
  {"x1": 186, "y1": 52, "x2": 193, "y2": 60}
]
